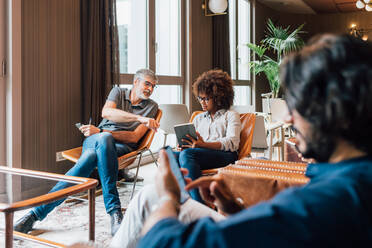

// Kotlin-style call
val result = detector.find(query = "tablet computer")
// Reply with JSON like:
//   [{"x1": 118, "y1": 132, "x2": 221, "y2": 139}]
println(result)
[
  {"x1": 174, "y1": 123, "x2": 197, "y2": 146},
  {"x1": 162, "y1": 146, "x2": 190, "y2": 204}
]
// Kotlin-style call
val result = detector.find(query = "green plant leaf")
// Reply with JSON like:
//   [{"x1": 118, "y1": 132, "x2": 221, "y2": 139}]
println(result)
[
  {"x1": 244, "y1": 18, "x2": 305, "y2": 97},
  {"x1": 262, "y1": 19, "x2": 305, "y2": 60},
  {"x1": 245, "y1": 43, "x2": 267, "y2": 58}
]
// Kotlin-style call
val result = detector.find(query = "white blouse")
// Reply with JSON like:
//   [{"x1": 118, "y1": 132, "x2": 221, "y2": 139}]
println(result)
[{"x1": 192, "y1": 109, "x2": 241, "y2": 152}]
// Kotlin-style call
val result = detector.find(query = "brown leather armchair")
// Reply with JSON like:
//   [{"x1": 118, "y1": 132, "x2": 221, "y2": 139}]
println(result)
[
  {"x1": 62, "y1": 109, "x2": 163, "y2": 199},
  {"x1": 189, "y1": 111, "x2": 256, "y2": 174}
]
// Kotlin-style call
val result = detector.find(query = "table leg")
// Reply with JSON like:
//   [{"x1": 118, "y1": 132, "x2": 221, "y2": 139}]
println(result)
[
  {"x1": 5, "y1": 212, "x2": 14, "y2": 248},
  {"x1": 88, "y1": 188, "x2": 95, "y2": 241}
]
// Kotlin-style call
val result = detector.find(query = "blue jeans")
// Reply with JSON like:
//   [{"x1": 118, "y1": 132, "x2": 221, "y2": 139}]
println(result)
[
  {"x1": 32, "y1": 132, "x2": 132, "y2": 220},
  {"x1": 173, "y1": 148, "x2": 237, "y2": 203}
]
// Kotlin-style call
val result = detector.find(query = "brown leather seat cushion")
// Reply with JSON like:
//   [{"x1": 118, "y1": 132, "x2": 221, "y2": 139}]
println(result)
[{"x1": 219, "y1": 158, "x2": 309, "y2": 208}]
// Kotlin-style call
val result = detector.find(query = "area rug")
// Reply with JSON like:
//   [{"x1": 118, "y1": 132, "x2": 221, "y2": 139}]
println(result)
[{"x1": 0, "y1": 183, "x2": 143, "y2": 247}]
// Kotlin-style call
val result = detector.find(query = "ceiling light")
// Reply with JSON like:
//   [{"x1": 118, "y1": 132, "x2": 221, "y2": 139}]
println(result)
[
  {"x1": 356, "y1": 0, "x2": 365, "y2": 8},
  {"x1": 349, "y1": 23, "x2": 372, "y2": 41},
  {"x1": 356, "y1": 0, "x2": 372, "y2": 10}
]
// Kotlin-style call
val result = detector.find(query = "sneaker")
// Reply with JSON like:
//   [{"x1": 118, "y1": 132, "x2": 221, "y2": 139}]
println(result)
[
  {"x1": 117, "y1": 170, "x2": 144, "y2": 182},
  {"x1": 14, "y1": 211, "x2": 38, "y2": 233},
  {"x1": 110, "y1": 209, "x2": 123, "y2": 236}
]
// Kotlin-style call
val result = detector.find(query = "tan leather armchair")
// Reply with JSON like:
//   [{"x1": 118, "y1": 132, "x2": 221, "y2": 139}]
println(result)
[
  {"x1": 62, "y1": 109, "x2": 163, "y2": 199},
  {"x1": 189, "y1": 111, "x2": 256, "y2": 175}
]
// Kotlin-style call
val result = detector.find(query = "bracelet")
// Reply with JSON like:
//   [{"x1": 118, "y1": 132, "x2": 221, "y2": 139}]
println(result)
[
  {"x1": 151, "y1": 195, "x2": 180, "y2": 214},
  {"x1": 99, "y1": 128, "x2": 103, "y2": 133}
]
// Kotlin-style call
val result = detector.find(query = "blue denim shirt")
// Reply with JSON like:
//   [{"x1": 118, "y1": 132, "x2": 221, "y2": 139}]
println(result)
[{"x1": 138, "y1": 156, "x2": 372, "y2": 247}]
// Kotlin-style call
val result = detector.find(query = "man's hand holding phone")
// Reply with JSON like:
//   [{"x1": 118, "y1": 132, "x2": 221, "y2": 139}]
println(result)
[
  {"x1": 75, "y1": 122, "x2": 100, "y2": 137},
  {"x1": 142, "y1": 149, "x2": 190, "y2": 235},
  {"x1": 155, "y1": 146, "x2": 243, "y2": 215},
  {"x1": 185, "y1": 174, "x2": 244, "y2": 215},
  {"x1": 156, "y1": 149, "x2": 182, "y2": 203},
  {"x1": 157, "y1": 147, "x2": 191, "y2": 204}
]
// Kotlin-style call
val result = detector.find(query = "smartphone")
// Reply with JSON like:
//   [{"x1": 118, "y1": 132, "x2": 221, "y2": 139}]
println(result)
[
  {"x1": 162, "y1": 146, "x2": 190, "y2": 204},
  {"x1": 75, "y1": 123, "x2": 82, "y2": 129}
]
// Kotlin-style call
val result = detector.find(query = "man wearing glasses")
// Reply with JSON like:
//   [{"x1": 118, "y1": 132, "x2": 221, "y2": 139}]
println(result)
[{"x1": 14, "y1": 69, "x2": 160, "y2": 236}]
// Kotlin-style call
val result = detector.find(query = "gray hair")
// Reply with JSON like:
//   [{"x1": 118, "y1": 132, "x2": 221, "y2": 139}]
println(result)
[{"x1": 134, "y1": 69, "x2": 158, "y2": 83}]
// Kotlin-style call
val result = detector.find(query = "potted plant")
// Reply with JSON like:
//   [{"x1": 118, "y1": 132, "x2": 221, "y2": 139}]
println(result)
[{"x1": 247, "y1": 19, "x2": 305, "y2": 101}]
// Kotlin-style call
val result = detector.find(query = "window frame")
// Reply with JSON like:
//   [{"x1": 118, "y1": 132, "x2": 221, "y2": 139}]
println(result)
[
  {"x1": 229, "y1": 0, "x2": 254, "y2": 104},
  {"x1": 118, "y1": 0, "x2": 186, "y2": 89}
]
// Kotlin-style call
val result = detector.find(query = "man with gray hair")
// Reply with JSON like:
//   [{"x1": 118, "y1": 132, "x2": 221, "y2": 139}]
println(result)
[{"x1": 14, "y1": 68, "x2": 160, "y2": 236}]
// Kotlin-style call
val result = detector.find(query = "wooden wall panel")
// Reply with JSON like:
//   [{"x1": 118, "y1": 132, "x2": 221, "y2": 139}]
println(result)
[
  {"x1": 0, "y1": 0, "x2": 6, "y2": 195},
  {"x1": 21, "y1": 0, "x2": 82, "y2": 191},
  {"x1": 186, "y1": 0, "x2": 213, "y2": 112}
]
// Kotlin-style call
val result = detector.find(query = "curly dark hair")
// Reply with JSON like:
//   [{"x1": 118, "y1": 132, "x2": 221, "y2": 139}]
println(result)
[
  {"x1": 281, "y1": 34, "x2": 372, "y2": 161},
  {"x1": 193, "y1": 69, "x2": 235, "y2": 110}
]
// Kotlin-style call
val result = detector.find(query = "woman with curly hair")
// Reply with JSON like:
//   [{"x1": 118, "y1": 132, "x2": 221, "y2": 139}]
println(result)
[{"x1": 174, "y1": 69, "x2": 241, "y2": 203}]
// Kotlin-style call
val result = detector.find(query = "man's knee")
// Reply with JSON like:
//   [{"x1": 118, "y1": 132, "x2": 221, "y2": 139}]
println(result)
[
  {"x1": 66, "y1": 149, "x2": 97, "y2": 177},
  {"x1": 137, "y1": 185, "x2": 159, "y2": 205},
  {"x1": 96, "y1": 132, "x2": 115, "y2": 146},
  {"x1": 80, "y1": 149, "x2": 97, "y2": 164},
  {"x1": 129, "y1": 185, "x2": 159, "y2": 216}
]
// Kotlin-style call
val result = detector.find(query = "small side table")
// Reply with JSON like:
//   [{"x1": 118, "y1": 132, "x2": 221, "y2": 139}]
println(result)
[{"x1": 0, "y1": 166, "x2": 97, "y2": 248}]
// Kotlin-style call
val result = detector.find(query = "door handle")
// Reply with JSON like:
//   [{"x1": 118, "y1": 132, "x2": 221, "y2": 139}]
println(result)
[{"x1": 1, "y1": 59, "x2": 5, "y2": 77}]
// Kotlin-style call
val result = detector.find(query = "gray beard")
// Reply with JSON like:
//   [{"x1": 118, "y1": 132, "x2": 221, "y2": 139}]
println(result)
[{"x1": 136, "y1": 88, "x2": 150, "y2": 100}]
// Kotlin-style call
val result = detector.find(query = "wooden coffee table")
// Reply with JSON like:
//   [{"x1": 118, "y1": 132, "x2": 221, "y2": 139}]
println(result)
[{"x1": 0, "y1": 166, "x2": 98, "y2": 248}]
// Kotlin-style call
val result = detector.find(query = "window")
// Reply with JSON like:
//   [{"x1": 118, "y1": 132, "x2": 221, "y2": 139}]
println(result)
[
  {"x1": 120, "y1": 84, "x2": 182, "y2": 104},
  {"x1": 155, "y1": 0, "x2": 181, "y2": 76},
  {"x1": 229, "y1": 0, "x2": 252, "y2": 106},
  {"x1": 234, "y1": 86, "x2": 250, "y2": 106},
  {"x1": 117, "y1": 0, "x2": 147, "y2": 74},
  {"x1": 117, "y1": 0, "x2": 184, "y2": 104}
]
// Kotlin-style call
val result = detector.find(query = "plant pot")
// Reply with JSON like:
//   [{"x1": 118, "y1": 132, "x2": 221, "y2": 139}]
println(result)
[{"x1": 262, "y1": 97, "x2": 288, "y2": 122}]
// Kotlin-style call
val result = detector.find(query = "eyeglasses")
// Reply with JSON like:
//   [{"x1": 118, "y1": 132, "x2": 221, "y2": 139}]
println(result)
[
  {"x1": 289, "y1": 125, "x2": 298, "y2": 135},
  {"x1": 143, "y1": 80, "x2": 157, "y2": 89},
  {"x1": 197, "y1": 96, "x2": 210, "y2": 103}
]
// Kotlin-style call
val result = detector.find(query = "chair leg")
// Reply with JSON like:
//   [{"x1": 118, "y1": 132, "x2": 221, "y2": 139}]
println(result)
[
  {"x1": 280, "y1": 128, "x2": 285, "y2": 161},
  {"x1": 130, "y1": 152, "x2": 143, "y2": 200},
  {"x1": 269, "y1": 130, "x2": 273, "y2": 160},
  {"x1": 149, "y1": 149, "x2": 159, "y2": 167},
  {"x1": 163, "y1": 133, "x2": 168, "y2": 147}
]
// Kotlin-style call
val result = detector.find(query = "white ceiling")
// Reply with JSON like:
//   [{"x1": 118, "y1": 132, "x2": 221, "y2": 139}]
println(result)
[{"x1": 257, "y1": 0, "x2": 316, "y2": 14}]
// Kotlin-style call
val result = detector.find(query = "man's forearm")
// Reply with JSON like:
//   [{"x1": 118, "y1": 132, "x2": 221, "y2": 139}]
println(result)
[
  {"x1": 108, "y1": 130, "x2": 136, "y2": 143},
  {"x1": 104, "y1": 124, "x2": 148, "y2": 144},
  {"x1": 102, "y1": 107, "x2": 140, "y2": 123}
]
